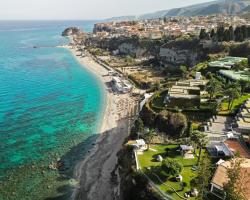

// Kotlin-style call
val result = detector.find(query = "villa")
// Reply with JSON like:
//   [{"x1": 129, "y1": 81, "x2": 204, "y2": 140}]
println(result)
[
  {"x1": 206, "y1": 141, "x2": 234, "y2": 158},
  {"x1": 207, "y1": 138, "x2": 250, "y2": 158},
  {"x1": 165, "y1": 78, "x2": 208, "y2": 108},
  {"x1": 210, "y1": 158, "x2": 250, "y2": 200}
]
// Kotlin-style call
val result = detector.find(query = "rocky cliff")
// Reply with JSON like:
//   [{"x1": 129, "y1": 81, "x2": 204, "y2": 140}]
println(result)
[
  {"x1": 158, "y1": 39, "x2": 206, "y2": 66},
  {"x1": 86, "y1": 36, "x2": 207, "y2": 67},
  {"x1": 86, "y1": 36, "x2": 159, "y2": 58}
]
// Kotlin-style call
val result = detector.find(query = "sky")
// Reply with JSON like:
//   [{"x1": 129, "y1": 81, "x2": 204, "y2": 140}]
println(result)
[{"x1": 0, "y1": 0, "x2": 215, "y2": 20}]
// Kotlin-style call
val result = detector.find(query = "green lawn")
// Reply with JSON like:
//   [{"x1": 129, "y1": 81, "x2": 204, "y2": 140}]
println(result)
[
  {"x1": 137, "y1": 144, "x2": 203, "y2": 200},
  {"x1": 219, "y1": 94, "x2": 250, "y2": 115}
]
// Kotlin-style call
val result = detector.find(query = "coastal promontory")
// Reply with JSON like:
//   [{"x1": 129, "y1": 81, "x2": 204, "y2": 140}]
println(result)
[{"x1": 62, "y1": 27, "x2": 81, "y2": 36}]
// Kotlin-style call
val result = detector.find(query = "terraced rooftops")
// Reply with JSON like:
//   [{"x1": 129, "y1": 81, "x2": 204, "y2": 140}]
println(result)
[
  {"x1": 209, "y1": 56, "x2": 247, "y2": 69},
  {"x1": 219, "y1": 70, "x2": 250, "y2": 81}
]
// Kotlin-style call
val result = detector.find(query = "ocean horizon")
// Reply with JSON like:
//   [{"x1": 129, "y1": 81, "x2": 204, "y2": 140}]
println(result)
[{"x1": 0, "y1": 20, "x2": 104, "y2": 200}]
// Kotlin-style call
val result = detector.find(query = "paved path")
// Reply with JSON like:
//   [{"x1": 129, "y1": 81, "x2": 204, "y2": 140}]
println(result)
[{"x1": 206, "y1": 116, "x2": 233, "y2": 139}]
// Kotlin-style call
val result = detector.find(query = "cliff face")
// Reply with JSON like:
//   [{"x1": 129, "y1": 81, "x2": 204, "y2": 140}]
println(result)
[
  {"x1": 86, "y1": 36, "x2": 207, "y2": 67},
  {"x1": 118, "y1": 43, "x2": 147, "y2": 58},
  {"x1": 159, "y1": 47, "x2": 199, "y2": 66},
  {"x1": 62, "y1": 27, "x2": 81, "y2": 36},
  {"x1": 87, "y1": 36, "x2": 156, "y2": 58},
  {"x1": 158, "y1": 38, "x2": 206, "y2": 66}
]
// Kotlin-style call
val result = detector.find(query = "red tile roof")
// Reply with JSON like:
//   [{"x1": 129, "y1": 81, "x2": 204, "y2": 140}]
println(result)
[{"x1": 224, "y1": 139, "x2": 250, "y2": 159}]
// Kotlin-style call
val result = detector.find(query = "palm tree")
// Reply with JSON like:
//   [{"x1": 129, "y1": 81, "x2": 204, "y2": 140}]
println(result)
[
  {"x1": 225, "y1": 83, "x2": 241, "y2": 110},
  {"x1": 206, "y1": 77, "x2": 222, "y2": 99},
  {"x1": 143, "y1": 129, "x2": 156, "y2": 150},
  {"x1": 191, "y1": 131, "x2": 208, "y2": 165}
]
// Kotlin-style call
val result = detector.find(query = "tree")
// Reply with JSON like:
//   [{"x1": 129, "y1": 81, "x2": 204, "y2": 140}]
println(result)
[
  {"x1": 206, "y1": 77, "x2": 222, "y2": 99},
  {"x1": 223, "y1": 29, "x2": 230, "y2": 42},
  {"x1": 143, "y1": 129, "x2": 156, "y2": 150},
  {"x1": 238, "y1": 80, "x2": 250, "y2": 95},
  {"x1": 241, "y1": 25, "x2": 248, "y2": 40},
  {"x1": 235, "y1": 27, "x2": 244, "y2": 42},
  {"x1": 162, "y1": 159, "x2": 183, "y2": 177},
  {"x1": 157, "y1": 111, "x2": 187, "y2": 138},
  {"x1": 229, "y1": 26, "x2": 234, "y2": 41},
  {"x1": 217, "y1": 26, "x2": 225, "y2": 42},
  {"x1": 233, "y1": 61, "x2": 248, "y2": 71},
  {"x1": 195, "y1": 155, "x2": 212, "y2": 200},
  {"x1": 191, "y1": 131, "x2": 208, "y2": 165},
  {"x1": 224, "y1": 159, "x2": 250, "y2": 200},
  {"x1": 199, "y1": 29, "x2": 207, "y2": 40},
  {"x1": 225, "y1": 83, "x2": 241, "y2": 109},
  {"x1": 210, "y1": 29, "x2": 215, "y2": 39},
  {"x1": 247, "y1": 26, "x2": 250, "y2": 38},
  {"x1": 169, "y1": 112, "x2": 187, "y2": 137},
  {"x1": 180, "y1": 65, "x2": 188, "y2": 79},
  {"x1": 133, "y1": 118, "x2": 144, "y2": 139}
]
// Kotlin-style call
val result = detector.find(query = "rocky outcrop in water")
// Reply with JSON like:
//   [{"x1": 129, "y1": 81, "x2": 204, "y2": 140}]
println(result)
[{"x1": 62, "y1": 27, "x2": 81, "y2": 36}]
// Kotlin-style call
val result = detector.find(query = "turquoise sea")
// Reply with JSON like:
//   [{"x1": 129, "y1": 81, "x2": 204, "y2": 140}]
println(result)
[{"x1": 0, "y1": 21, "x2": 104, "y2": 200}]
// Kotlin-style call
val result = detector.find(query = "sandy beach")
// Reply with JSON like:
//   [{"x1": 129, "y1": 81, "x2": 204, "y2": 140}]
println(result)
[{"x1": 63, "y1": 46, "x2": 140, "y2": 200}]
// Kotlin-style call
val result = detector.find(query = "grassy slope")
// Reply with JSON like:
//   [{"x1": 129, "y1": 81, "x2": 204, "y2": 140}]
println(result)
[{"x1": 138, "y1": 144, "x2": 204, "y2": 200}]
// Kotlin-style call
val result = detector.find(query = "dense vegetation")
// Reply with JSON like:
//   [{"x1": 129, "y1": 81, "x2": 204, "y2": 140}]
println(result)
[
  {"x1": 140, "y1": 103, "x2": 188, "y2": 138},
  {"x1": 199, "y1": 25, "x2": 250, "y2": 42}
]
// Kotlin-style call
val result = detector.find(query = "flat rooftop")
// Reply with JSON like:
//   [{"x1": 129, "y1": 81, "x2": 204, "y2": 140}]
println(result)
[
  {"x1": 219, "y1": 70, "x2": 250, "y2": 81},
  {"x1": 209, "y1": 56, "x2": 247, "y2": 69}
]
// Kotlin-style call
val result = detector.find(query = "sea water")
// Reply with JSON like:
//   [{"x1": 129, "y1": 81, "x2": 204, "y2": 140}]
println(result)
[{"x1": 0, "y1": 21, "x2": 104, "y2": 200}]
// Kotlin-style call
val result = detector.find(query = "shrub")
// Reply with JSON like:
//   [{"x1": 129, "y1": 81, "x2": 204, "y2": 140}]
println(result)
[{"x1": 162, "y1": 158, "x2": 183, "y2": 177}]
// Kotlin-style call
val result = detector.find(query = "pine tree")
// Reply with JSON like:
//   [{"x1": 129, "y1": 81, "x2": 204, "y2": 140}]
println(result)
[
  {"x1": 210, "y1": 29, "x2": 215, "y2": 39},
  {"x1": 224, "y1": 159, "x2": 250, "y2": 200},
  {"x1": 196, "y1": 155, "x2": 212, "y2": 200},
  {"x1": 223, "y1": 29, "x2": 230, "y2": 42},
  {"x1": 247, "y1": 26, "x2": 250, "y2": 38},
  {"x1": 217, "y1": 26, "x2": 225, "y2": 42},
  {"x1": 199, "y1": 29, "x2": 207, "y2": 40},
  {"x1": 241, "y1": 25, "x2": 248, "y2": 40},
  {"x1": 235, "y1": 27, "x2": 243, "y2": 42},
  {"x1": 229, "y1": 26, "x2": 234, "y2": 41}
]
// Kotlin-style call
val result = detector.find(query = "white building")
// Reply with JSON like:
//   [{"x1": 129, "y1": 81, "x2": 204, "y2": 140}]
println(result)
[{"x1": 112, "y1": 76, "x2": 133, "y2": 93}]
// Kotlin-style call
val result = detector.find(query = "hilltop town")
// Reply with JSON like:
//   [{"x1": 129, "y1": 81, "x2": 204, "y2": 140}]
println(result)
[
  {"x1": 66, "y1": 13, "x2": 250, "y2": 200},
  {"x1": 93, "y1": 15, "x2": 248, "y2": 39}
]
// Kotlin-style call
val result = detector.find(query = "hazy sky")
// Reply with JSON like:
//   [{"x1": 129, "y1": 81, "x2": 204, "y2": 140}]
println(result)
[{"x1": 0, "y1": 0, "x2": 215, "y2": 20}]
